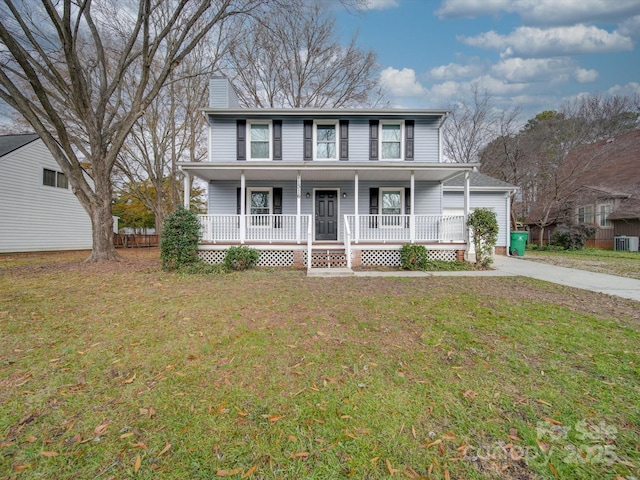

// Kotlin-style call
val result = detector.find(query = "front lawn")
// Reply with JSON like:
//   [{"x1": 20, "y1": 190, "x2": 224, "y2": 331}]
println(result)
[
  {"x1": 1, "y1": 249, "x2": 639, "y2": 479},
  {"x1": 525, "y1": 247, "x2": 640, "y2": 280}
]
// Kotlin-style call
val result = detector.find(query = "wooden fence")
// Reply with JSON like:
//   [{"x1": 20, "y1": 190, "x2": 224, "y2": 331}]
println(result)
[{"x1": 114, "y1": 233, "x2": 159, "y2": 248}]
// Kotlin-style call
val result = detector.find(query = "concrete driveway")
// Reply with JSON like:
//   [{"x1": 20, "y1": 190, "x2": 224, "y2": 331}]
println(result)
[
  {"x1": 349, "y1": 255, "x2": 640, "y2": 302},
  {"x1": 491, "y1": 255, "x2": 640, "y2": 302}
]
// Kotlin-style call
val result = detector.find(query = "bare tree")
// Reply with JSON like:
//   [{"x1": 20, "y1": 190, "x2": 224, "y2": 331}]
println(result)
[
  {"x1": 114, "y1": 40, "x2": 222, "y2": 233},
  {"x1": 0, "y1": 0, "x2": 260, "y2": 261},
  {"x1": 481, "y1": 94, "x2": 639, "y2": 245},
  {"x1": 225, "y1": 0, "x2": 385, "y2": 108},
  {"x1": 443, "y1": 83, "x2": 499, "y2": 164}
]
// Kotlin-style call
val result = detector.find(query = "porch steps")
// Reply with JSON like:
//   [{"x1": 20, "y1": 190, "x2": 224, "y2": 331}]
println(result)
[{"x1": 309, "y1": 249, "x2": 349, "y2": 269}]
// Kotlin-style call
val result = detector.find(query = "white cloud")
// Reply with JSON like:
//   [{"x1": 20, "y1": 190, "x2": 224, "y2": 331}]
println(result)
[
  {"x1": 429, "y1": 62, "x2": 485, "y2": 81},
  {"x1": 379, "y1": 67, "x2": 426, "y2": 97},
  {"x1": 574, "y1": 68, "x2": 599, "y2": 83},
  {"x1": 460, "y1": 25, "x2": 634, "y2": 58},
  {"x1": 617, "y1": 15, "x2": 640, "y2": 38},
  {"x1": 435, "y1": 0, "x2": 510, "y2": 19},
  {"x1": 490, "y1": 57, "x2": 599, "y2": 84},
  {"x1": 436, "y1": 0, "x2": 640, "y2": 25},
  {"x1": 517, "y1": 1, "x2": 640, "y2": 26},
  {"x1": 605, "y1": 81, "x2": 640, "y2": 97},
  {"x1": 361, "y1": 0, "x2": 399, "y2": 10}
]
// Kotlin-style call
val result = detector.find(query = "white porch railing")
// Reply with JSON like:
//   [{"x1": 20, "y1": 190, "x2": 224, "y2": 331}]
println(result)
[
  {"x1": 345, "y1": 215, "x2": 465, "y2": 243},
  {"x1": 198, "y1": 214, "x2": 465, "y2": 244},
  {"x1": 199, "y1": 215, "x2": 311, "y2": 243}
]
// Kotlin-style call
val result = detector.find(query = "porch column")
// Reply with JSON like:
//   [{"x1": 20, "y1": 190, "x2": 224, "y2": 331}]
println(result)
[
  {"x1": 410, "y1": 171, "x2": 415, "y2": 243},
  {"x1": 463, "y1": 171, "x2": 470, "y2": 258},
  {"x1": 354, "y1": 171, "x2": 359, "y2": 244},
  {"x1": 296, "y1": 171, "x2": 301, "y2": 244},
  {"x1": 240, "y1": 171, "x2": 246, "y2": 244},
  {"x1": 182, "y1": 170, "x2": 191, "y2": 209}
]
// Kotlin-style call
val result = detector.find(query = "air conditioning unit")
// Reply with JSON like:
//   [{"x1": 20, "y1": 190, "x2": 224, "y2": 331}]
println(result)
[{"x1": 615, "y1": 236, "x2": 640, "y2": 252}]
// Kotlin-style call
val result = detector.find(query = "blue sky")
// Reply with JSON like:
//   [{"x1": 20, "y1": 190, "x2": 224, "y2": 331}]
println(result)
[{"x1": 335, "y1": 0, "x2": 640, "y2": 119}]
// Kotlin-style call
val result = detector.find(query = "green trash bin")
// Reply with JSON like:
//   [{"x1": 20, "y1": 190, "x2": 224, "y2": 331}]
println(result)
[{"x1": 510, "y1": 231, "x2": 528, "y2": 256}]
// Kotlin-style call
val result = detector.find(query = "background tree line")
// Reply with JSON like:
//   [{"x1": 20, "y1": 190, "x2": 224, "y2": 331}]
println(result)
[{"x1": 1, "y1": 0, "x2": 638, "y2": 260}]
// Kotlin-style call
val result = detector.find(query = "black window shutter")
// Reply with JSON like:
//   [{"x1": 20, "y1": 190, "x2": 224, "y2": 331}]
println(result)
[
  {"x1": 273, "y1": 187, "x2": 282, "y2": 228},
  {"x1": 404, "y1": 187, "x2": 411, "y2": 228},
  {"x1": 273, "y1": 120, "x2": 282, "y2": 160},
  {"x1": 405, "y1": 120, "x2": 414, "y2": 160},
  {"x1": 369, "y1": 187, "x2": 379, "y2": 228},
  {"x1": 236, "y1": 187, "x2": 241, "y2": 214},
  {"x1": 369, "y1": 120, "x2": 379, "y2": 160},
  {"x1": 237, "y1": 120, "x2": 246, "y2": 161},
  {"x1": 339, "y1": 120, "x2": 349, "y2": 161},
  {"x1": 303, "y1": 120, "x2": 313, "y2": 161}
]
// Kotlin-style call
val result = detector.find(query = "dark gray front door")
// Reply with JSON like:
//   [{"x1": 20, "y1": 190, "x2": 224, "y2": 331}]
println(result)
[{"x1": 315, "y1": 190, "x2": 338, "y2": 241}]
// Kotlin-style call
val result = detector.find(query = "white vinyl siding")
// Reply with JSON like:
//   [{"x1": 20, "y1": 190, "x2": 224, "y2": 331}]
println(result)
[
  {"x1": 207, "y1": 116, "x2": 442, "y2": 163},
  {"x1": 444, "y1": 191, "x2": 510, "y2": 247},
  {"x1": 0, "y1": 139, "x2": 92, "y2": 253}
]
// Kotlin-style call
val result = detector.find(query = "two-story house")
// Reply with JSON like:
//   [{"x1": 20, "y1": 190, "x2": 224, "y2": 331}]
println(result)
[{"x1": 179, "y1": 78, "x2": 513, "y2": 270}]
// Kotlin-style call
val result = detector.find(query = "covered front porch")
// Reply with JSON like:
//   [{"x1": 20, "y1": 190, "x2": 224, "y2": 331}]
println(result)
[{"x1": 179, "y1": 161, "x2": 475, "y2": 269}]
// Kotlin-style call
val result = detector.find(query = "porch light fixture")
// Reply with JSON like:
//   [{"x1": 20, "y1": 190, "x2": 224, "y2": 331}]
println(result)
[
  {"x1": 342, "y1": 192, "x2": 347, "y2": 199},
  {"x1": 306, "y1": 192, "x2": 310, "y2": 198}
]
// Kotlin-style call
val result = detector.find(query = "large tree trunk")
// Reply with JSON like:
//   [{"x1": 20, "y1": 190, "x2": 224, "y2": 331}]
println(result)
[
  {"x1": 87, "y1": 201, "x2": 120, "y2": 262},
  {"x1": 85, "y1": 172, "x2": 120, "y2": 262}
]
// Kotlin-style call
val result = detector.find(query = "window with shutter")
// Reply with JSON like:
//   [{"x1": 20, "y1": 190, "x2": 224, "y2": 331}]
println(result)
[
  {"x1": 273, "y1": 120, "x2": 282, "y2": 160},
  {"x1": 236, "y1": 120, "x2": 246, "y2": 161},
  {"x1": 340, "y1": 120, "x2": 349, "y2": 161},
  {"x1": 405, "y1": 120, "x2": 414, "y2": 160},
  {"x1": 369, "y1": 120, "x2": 379, "y2": 160}
]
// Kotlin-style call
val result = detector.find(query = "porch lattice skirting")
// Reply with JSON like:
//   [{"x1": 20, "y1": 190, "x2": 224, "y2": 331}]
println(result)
[{"x1": 197, "y1": 246, "x2": 460, "y2": 268}]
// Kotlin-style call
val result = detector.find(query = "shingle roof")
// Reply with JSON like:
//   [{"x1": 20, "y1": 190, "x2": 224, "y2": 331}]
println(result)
[
  {"x1": 443, "y1": 171, "x2": 517, "y2": 190},
  {"x1": 0, "y1": 133, "x2": 39, "y2": 158}
]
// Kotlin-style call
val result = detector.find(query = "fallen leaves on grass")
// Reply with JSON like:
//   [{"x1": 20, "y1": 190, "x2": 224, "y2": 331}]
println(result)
[
  {"x1": 40, "y1": 451, "x2": 58, "y2": 457},
  {"x1": 217, "y1": 467, "x2": 243, "y2": 476}
]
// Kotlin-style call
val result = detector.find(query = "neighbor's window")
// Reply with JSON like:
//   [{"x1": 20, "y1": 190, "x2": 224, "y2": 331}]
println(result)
[
  {"x1": 248, "y1": 122, "x2": 271, "y2": 160},
  {"x1": 315, "y1": 122, "x2": 337, "y2": 160},
  {"x1": 380, "y1": 123, "x2": 403, "y2": 160},
  {"x1": 577, "y1": 205, "x2": 594, "y2": 224},
  {"x1": 43, "y1": 168, "x2": 68, "y2": 189},
  {"x1": 381, "y1": 188, "x2": 403, "y2": 226},
  {"x1": 597, "y1": 204, "x2": 611, "y2": 228}
]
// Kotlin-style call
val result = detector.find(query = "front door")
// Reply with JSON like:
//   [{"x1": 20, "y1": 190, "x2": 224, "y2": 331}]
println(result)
[{"x1": 315, "y1": 190, "x2": 338, "y2": 241}]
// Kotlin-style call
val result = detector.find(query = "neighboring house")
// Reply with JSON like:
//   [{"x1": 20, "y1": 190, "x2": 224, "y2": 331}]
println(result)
[
  {"x1": 443, "y1": 172, "x2": 518, "y2": 255},
  {"x1": 0, "y1": 134, "x2": 93, "y2": 253},
  {"x1": 178, "y1": 78, "x2": 509, "y2": 270},
  {"x1": 527, "y1": 128, "x2": 640, "y2": 249}
]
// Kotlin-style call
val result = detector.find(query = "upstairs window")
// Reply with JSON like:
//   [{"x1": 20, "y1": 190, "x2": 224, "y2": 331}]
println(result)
[
  {"x1": 380, "y1": 122, "x2": 403, "y2": 160},
  {"x1": 43, "y1": 168, "x2": 68, "y2": 189},
  {"x1": 314, "y1": 122, "x2": 337, "y2": 160},
  {"x1": 248, "y1": 122, "x2": 271, "y2": 160}
]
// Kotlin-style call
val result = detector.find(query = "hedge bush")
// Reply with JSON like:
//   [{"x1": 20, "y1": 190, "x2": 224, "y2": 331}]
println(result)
[
  {"x1": 224, "y1": 246, "x2": 260, "y2": 271},
  {"x1": 550, "y1": 223, "x2": 598, "y2": 250},
  {"x1": 467, "y1": 208, "x2": 498, "y2": 267},
  {"x1": 400, "y1": 244, "x2": 429, "y2": 270},
  {"x1": 160, "y1": 206, "x2": 201, "y2": 271}
]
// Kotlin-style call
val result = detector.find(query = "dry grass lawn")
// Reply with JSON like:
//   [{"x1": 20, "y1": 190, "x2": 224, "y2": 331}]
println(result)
[{"x1": 1, "y1": 249, "x2": 639, "y2": 479}]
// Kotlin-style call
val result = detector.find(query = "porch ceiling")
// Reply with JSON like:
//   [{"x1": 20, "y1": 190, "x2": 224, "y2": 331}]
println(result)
[{"x1": 178, "y1": 161, "x2": 477, "y2": 183}]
